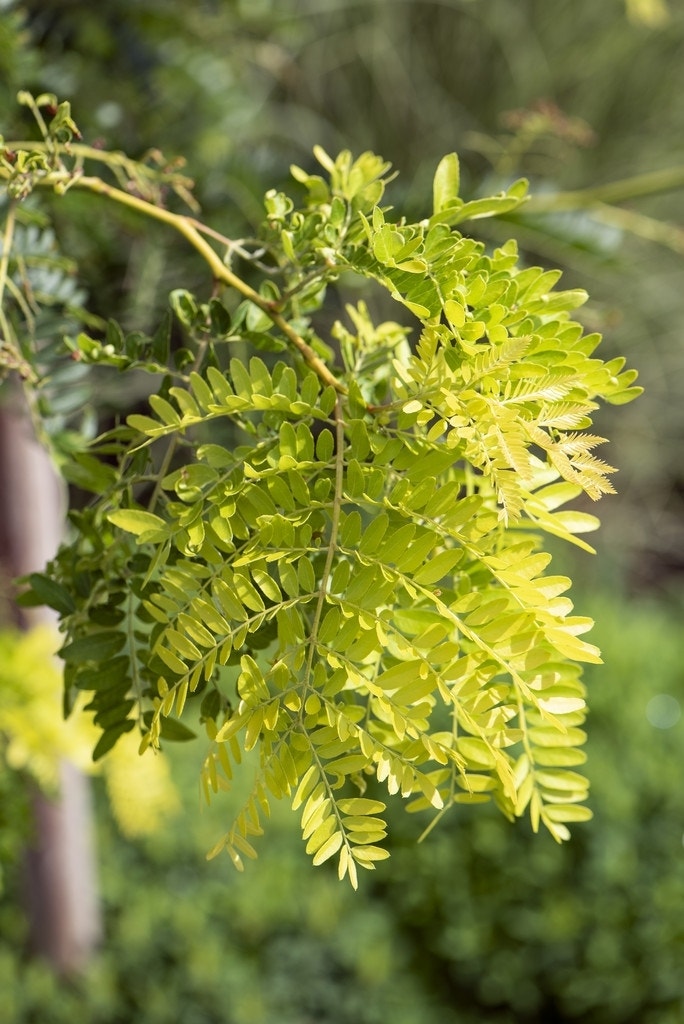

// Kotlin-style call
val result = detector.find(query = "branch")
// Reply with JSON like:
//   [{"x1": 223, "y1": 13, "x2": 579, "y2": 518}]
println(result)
[
  {"x1": 590, "y1": 202, "x2": 684, "y2": 254},
  {"x1": 0, "y1": 161, "x2": 345, "y2": 394},
  {"x1": 524, "y1": 164, "x2": 684, "y2": 213},
  {"x1": 3, "y1": 138, "x2": 196, "y2": 207}
]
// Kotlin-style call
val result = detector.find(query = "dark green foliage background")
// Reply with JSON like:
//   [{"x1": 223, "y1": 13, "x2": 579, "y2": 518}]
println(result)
[{"x1": 1, "y1": 0, "x2": 684, "y2": 1020}]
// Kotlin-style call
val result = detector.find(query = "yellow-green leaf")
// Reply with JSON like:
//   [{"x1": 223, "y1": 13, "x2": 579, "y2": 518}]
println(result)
[
  {"x1": 312, "y1": 831, "x2": 343, "y2": 866},
  {"x1": 108, "y1": 509, "x2": 166, "y2": 537},
  {"x1": 433, "y1": 152, "x2": 460, "y2": 214}
]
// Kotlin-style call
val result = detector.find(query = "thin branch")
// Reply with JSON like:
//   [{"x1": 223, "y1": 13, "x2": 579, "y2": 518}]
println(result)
[
  {"x1": 591, "y1": 201, "x2": 684, "y2": 254},
  {"x1": 524, "y1": 164, "x2": 684, "y2": 213},
  {"x1": 0, "y1": 200, "x2": 18, "y2": 344},
  {"x1": 303, "y1": 396, "x2": 346, "y2": 691},
  {"x1": 0, "y1": 165, "x2": 345, "y2": 394},
  {"x1": 4, "y1": 139, "x2": 195, "y2": 201}
]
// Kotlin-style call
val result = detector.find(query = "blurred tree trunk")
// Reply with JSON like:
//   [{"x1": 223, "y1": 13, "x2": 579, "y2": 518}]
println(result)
[{"x1": 0, "y1": 392, "x2": 100, "y2": 974}]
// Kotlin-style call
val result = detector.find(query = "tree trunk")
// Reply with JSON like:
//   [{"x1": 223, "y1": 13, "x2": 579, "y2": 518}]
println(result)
[{"x1": 0, "y1": 395, "x2": 100, "y2": 974}]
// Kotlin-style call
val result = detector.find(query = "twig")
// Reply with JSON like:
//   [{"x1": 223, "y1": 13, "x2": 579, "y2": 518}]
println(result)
[{"x1": 0, "y1": 163, "x2": 345, "y2": 394}]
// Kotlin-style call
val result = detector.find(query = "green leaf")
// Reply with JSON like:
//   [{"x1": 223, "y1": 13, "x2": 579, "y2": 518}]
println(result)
[
  {"x1": 24, "y1": 573, "x2": 76, "y2": 615},
  {"x1": 444, "y1": 299, "x2": 465, "y2": 328},
  {"x1": 551, "y1": 510, "x2": 601, "y2": 535},
  {"x1": 74, "y1": 656, "x2": 129, "y2": 691},
  {"x1": 529, "y1": 726, "x2": 587, "y2": 748},
  {"x1": 209, "y1": 298, "x2": 231, "y2": 336},
  {"x1": 441, "y1": 182, "x2": 528, "y2": 224},
  {"x1": 325, "y1": 755, "x2": 369, "y2": 776},
  {"x1": 159, "y1": 717, "x2": 197, "y2": 742},
  {"x1": 292, "y1": 766, "x2": 320, "y2": 811},
  {"x1": 92, "y1": 720, "x2": 136, "y2": 761},
  {"x1": 157, "y1": 646, "x2": 188, "y2": 676},
  {"x1": 108, "y1": 509, "x2": 167, "y2": 537},
  {"x1": 373, "y1": 224, "x2": 404, "y2": 264},
  {"x1": 352, "y1": 845, "x2": 390, "y2": 865},
  {"x1": 170, "y1": 288, "x2": 199, "y2": 329},
  {"x1": 538, "y1": 696, "x2": 586, "y2": 715},
  {"x1": 337, "y1": 798, "x2": 387, "y2": 815},
  {"x1": 375, "y1": 661, "x2": 423, "y2": 692},
  {"x1": 412, "y1": 549, "x2": 462, "y2": 585},
  {"x1": 305, "y1": 815, "x2": 338, "y2": 855},
  {"x1": 312, "y1": 831, "x2": 344, "y2": 866},
  {"x1": 402, "y1": 298, "x2": 431, "y2": 319},
  {"x1": 127, "y1": 413, "x2": 165, "y2": 435},
  {"x1": 433, "y1": 152, "x2": 460, "y2": 214},
  {"x1": 151, "y1": 311, "x2": 171, "y2": 362},
  {"x1": 62, "y1": 453, "x2": 118, "y2": 494},
  {"x1": 165, "y1": 628, "x2": 202, "y2": 662},
  {"x1": 60, "y1": 631, "x2": 127, "y2": 663},
  {"x1": 543, "y1": 804, "x2": 593, "y2": 823}
]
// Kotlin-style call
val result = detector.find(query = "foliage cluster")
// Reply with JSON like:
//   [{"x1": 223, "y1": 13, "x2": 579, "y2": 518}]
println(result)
[
  {"x1": 0, "y1": 97, "x2": 639, "y2": 883},
  {"x1": 1, "y1": 589, "x2": 682, "y2": 1023}
]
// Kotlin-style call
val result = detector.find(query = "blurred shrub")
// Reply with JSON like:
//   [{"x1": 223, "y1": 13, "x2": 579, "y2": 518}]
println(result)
[{"x1": 1, "y1": 589, "x2": 682, "y2": 1023}]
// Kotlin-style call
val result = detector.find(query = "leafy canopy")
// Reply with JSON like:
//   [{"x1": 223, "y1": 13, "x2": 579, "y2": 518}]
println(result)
[{"x1": 0, "y1": 96, "x2": 640, "y2": 887}]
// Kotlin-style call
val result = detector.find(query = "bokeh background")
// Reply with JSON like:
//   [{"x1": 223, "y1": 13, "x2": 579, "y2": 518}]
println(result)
[{"x1": 1, "y1": 1, "x2": 683, "y2": 1021}]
